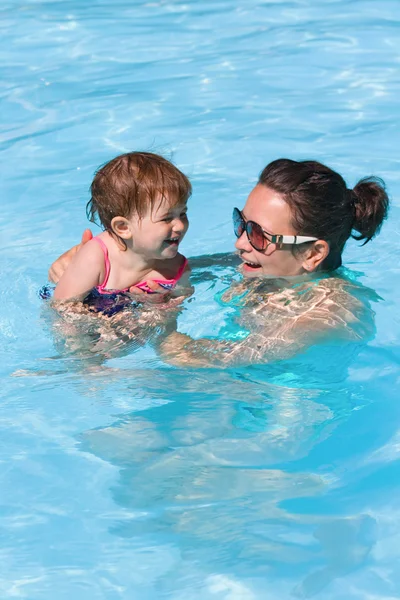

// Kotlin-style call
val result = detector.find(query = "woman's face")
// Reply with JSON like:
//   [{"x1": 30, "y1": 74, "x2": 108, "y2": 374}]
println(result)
[{"x1": 235, "y1": 184, "x2": 309, "y2": 278}]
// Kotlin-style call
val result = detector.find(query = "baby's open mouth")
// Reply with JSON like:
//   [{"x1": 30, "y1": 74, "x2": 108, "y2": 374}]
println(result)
[{"x1": 164, "y1": 237, "x2": 180, "y2": 245}]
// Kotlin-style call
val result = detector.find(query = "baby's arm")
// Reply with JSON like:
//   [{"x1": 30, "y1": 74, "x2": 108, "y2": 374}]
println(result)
[{"x1": 53, "y1": 240, "x2": 104, "y2": 301}]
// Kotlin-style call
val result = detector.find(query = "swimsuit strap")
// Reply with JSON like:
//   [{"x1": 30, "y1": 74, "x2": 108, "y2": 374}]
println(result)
[
  {"x1": 173, "y1": 257, "x2": 188, "y2": 282},
  {"x1": 134, "y1": 257, "x2": 188, "y2": 293},
  {"x1": 152, "y1": 256, "x2": 189, "y2": 285},
  {"x1": 92, "y1": 242, "x2": 187, "y2": 295},
  {"x1": 92, "y1": 236, "x2": 111, "y2": 291}
]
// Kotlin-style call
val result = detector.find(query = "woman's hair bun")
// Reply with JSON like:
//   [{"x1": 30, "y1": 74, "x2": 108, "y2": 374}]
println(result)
[{"x1": 352, "y1": 177, "x2": 389, "y2": 244}]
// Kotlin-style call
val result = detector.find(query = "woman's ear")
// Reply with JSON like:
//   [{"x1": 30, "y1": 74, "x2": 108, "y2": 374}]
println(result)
[
  {"x1": 111, "y1": 216, "x2": 132, "y2": 239},
  {"x1": 302, "y1": 240, "x2": 330, "y2": 272}
]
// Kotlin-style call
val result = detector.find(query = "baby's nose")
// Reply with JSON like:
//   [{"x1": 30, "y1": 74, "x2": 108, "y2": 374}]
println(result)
[{"x1": 173, "y1": 217, "x2": 186, "y2": 232}]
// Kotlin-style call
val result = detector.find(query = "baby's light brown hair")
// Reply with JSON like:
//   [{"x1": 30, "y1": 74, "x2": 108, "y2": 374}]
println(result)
[{"x1": 87, "y1": 152, "x2": 192, "y2": 242}]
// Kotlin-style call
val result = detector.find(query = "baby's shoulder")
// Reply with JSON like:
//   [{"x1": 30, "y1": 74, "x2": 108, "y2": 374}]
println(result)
[{"x1": 73, "y1": 236, "x2": 106, "y2": 264}]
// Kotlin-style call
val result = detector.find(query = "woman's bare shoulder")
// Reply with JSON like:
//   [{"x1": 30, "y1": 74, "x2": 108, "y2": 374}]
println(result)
[
  {"x1": 284, "y1": 275, "x2": 375, "y2": 340},
  {"x1": 237, "y1": 274, "x2": 376, "y2": 343}
]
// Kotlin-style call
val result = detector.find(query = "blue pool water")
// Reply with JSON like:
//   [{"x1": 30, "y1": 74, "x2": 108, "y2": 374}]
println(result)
[{"x1": 1, "y1": 1, "x2": 400, "y2": 598}]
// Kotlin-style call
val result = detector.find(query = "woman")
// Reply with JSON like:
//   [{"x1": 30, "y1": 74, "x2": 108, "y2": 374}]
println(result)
[{"x1": 49, "y1": 158, "x2": 389, "y2": 367}]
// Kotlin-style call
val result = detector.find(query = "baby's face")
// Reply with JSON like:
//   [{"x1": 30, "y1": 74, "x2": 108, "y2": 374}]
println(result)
[{"x1": 127, "y1": 195, "x2": 189, "y2": 260}]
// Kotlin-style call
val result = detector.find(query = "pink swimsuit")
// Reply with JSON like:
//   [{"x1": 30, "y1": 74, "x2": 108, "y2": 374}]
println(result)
[{"x1": 93, "y1": 236, "x2": 188, "y2": 295}]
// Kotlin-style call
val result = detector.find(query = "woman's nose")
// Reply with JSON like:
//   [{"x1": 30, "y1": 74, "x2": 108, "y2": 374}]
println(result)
[{"x1": 235, "y1": 231, "x2": 252, "y2": 252}]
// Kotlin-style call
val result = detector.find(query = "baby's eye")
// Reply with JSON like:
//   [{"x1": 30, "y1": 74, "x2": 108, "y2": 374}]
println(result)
[
  {"x1": 180, "y1": 211, "x2": 188, "y2": 218},
  {"x1": 161, "y1": 217, "x2": 173, "y2": 222}
]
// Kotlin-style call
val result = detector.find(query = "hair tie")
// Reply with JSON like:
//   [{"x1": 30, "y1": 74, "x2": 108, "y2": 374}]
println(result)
[
  {"x1": 348, "y1": 188, "x2": 358, "y2": 211},
  {"x1": 347, "y1": 189, "x2": 358, "y2": 229}
]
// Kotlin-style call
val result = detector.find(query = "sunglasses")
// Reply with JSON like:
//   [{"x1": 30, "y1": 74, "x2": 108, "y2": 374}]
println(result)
[{"x1": 233, "y1": 207, "x2": 318, "y2": 252}]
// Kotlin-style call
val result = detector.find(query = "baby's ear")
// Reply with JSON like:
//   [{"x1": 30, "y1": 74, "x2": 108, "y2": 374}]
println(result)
[{"x1": 111, "y1": 216, "x2": 131, "y2": 239}]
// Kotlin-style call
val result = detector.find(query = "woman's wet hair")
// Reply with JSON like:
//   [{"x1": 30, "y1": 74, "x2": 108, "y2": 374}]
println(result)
[
  {"x1": 87, "y1": 151, "x2": 192, "y2": 247},
  {"x1": 258, "y1": 158, "x2": 389, "y2": 270}
]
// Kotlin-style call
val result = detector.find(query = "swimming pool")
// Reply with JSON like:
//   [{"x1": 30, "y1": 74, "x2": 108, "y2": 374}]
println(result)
[{"x1": 1, "y1": 0, "x2": 400, "y2": 598}]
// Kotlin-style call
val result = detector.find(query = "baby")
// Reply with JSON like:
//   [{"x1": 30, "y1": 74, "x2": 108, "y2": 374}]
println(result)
[{"x1": 54, "y1": 152, "x2": 191, "y2": 308}]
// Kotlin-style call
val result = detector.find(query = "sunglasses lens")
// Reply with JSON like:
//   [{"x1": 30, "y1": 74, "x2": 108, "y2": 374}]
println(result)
[
  {"x1": 232, "y1": 208, "x2": 245, "y2": 238},
  {"x1": 248, "y1": 221, "x2": 267, "y2": 251}
]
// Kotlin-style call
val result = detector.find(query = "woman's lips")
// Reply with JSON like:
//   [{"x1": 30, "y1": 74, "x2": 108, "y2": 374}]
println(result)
[{"x1": 242, "y1": 260, "x2": 261, "y2": 271}]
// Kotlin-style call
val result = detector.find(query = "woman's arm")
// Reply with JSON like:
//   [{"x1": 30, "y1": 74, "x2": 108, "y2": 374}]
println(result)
[
  {"x1": 159, "y1": 326, "x2": 305, "y2": 368},
  {"x1": 158, "y1": 282, "x2": 370, "y2": 368},
  {"x1": 53, "y1": 239, "x2": 104, "y2": 301}
]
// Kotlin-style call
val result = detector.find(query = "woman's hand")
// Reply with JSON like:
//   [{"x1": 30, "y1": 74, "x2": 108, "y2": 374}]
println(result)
[
  {"x1": 128, "y1": 280, "x2": 172, "y2": 304},
  {"x1": 48, "y1": 229, "x2": 93, "y2": 283},
  {"x1": 128, "y1": 280, "x2": 190, "y2": 308}
]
